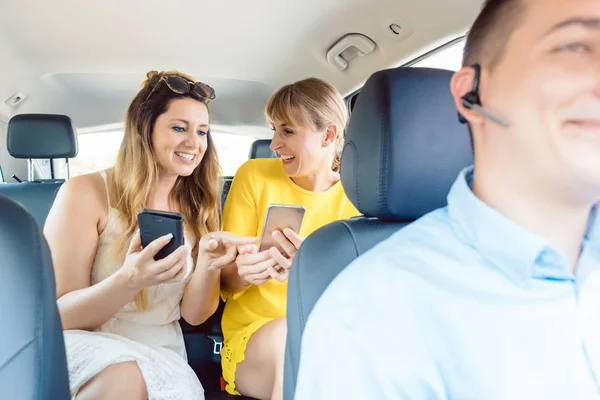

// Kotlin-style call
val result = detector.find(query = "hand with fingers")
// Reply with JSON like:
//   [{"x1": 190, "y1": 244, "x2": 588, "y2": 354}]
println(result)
[
  {"x1": 236, "y1": 244, "x2": 290, "y2": 285},
  {"x1": 268, "y1": 228, "x2": 305, "y2": 271},
  {"x1": 199, "y1": 232, "x2": 259, "y2": 271},
  {"x1": 120, "y1": 230, "x2": 190, "y2": 290}
]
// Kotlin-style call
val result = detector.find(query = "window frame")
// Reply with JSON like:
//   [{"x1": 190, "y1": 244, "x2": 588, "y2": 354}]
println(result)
[{"x1": 345, "y1": 36, "x2": 466, "y2": 113}]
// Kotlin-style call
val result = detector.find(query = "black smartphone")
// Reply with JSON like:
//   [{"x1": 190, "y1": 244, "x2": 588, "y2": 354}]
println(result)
[
  {"x1": 258, "y1": 204, "x2": 306, "y2": 253},
  {"x1": 137, "y1": 209, "x2": 184, "y2": 260}
]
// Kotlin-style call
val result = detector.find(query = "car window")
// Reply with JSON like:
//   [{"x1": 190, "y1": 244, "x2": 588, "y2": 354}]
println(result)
[
  {"x1": 411, "y1": 39, "x2": 465, "y2": 71},
  {"x1": 70, "y1": 131, "x2": 124, "y2": 177},
  {"x1": 211, "y1": 133, "x2": 256, "y2": 176},
  {"x1": 70, "y1": 130, "x2": 255, "y2": 177},
  {"x1": 347, "y1": 38, "x2": 465, "y2": 113}
]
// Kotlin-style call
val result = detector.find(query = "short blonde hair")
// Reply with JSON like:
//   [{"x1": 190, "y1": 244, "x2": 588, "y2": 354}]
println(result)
[{"x1": 266, "y1": 78, "x2": 348, "y2": 171}]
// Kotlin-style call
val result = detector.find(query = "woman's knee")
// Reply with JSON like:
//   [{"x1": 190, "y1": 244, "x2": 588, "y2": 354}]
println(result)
[
  {"x1": 77, "y1": 361, "x2": 147, "y2": 400},
  {"x1": 234, "y1": 318, "x2": 288, "y2": 398},
  {"x1": 270, "y1": 318, "x2": 287, "y2": 365}
]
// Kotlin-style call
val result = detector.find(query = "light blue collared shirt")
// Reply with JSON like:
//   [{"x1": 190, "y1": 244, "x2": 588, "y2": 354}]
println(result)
[{"x1": 296, "y1": 167, "x2": 600, "y2": 400}]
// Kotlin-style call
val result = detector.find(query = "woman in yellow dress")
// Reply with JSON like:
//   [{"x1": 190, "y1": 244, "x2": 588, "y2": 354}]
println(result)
[{"x1": 219, "y1": 77, "x2": 360, "y2": 399}]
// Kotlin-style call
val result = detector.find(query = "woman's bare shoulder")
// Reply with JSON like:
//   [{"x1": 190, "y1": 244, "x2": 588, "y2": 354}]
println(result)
[{"x1": 53, "y1": 170, "x2": 110, "y2": 217}]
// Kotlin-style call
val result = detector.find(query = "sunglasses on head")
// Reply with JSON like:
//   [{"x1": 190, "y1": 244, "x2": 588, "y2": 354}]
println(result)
[{"x1": 146, "y1": 75, "x2": 216, "y2": 103}]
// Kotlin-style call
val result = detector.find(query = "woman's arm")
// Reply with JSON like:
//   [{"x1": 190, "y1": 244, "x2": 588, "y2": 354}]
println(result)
[
  {"x1": 180, "y1": 256, "x2": 222, "y2": 326},
  {"x1": 46, "y1": 174, "x2": 185, "y2": 331},
  {"x1": 181, "y1": 232, "x2": 258, "y2": 326},
  {"x1": 45, "y1": 175, "x2": 140, "y2": 331},
  {"x1": 220, "y1": 261, "x2": 250, "y2": 293}
]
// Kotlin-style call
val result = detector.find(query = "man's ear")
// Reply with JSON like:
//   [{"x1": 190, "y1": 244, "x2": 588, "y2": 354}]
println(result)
[
  {"x1": 451, "y1": 66, "x2": 485, "y2": 127},
  {"x1": 323, "y1": 124, "x2": 338, "y2": 147}
]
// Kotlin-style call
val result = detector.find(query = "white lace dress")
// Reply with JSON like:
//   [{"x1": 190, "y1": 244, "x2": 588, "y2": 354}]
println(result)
[{"x1": 63, "y1": 171, "x2": 204, "y2": 399}]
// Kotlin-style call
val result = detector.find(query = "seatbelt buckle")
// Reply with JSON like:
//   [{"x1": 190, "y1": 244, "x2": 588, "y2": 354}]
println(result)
[{"x1": 208, "y1": 335, "x2": 223, "y2": 355}]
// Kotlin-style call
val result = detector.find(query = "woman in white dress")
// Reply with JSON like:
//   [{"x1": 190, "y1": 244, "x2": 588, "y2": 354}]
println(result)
[{"x1": 44, "y1": 70, "x2": 257, "y2": 400}]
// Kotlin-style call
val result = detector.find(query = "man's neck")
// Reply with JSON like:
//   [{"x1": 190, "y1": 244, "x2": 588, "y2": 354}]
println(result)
[{"x1": 472, "y1": 164, "x2": 592, "y2": 271}]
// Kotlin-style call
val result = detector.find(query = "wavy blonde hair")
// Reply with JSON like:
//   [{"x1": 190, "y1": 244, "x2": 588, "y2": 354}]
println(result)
[
  {"x1": 265, "y1": 77, "x2": 348, "y2": 171},
  {"x1": 111, "y1": 70, "x2": 221, "y2": 310}
]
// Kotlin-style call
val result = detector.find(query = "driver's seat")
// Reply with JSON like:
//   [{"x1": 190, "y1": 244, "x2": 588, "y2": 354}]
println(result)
[{"x1": 283, "y1": 67, "x2": 473, "y2": 398}]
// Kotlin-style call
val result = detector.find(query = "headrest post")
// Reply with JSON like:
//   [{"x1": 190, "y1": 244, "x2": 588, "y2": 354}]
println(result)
[
  {"x1": 27, "y1": 159, "x2": 34, "y2": 182},
  {"x1": 65, "y1": 159, "x2": 71, "y2": 180}
]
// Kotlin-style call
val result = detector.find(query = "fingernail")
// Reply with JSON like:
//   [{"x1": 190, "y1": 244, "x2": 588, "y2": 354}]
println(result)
[
  {"x1": 208, "y1": 265, "x2": 217, "y2": 271},
  {"x1": 166, "y1": 233, "x2": 173, "y2": 239}
]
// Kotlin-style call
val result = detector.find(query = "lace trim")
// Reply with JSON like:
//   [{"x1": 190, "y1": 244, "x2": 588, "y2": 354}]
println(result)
[
  {"x1": 221, "y1": 318, "x2": 273, "y2": 395},
  {"x1": 65, "y1": 330, "x2": 203, "y2": 399}
]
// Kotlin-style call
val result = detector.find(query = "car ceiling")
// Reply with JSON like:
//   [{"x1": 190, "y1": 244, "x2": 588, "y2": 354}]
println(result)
[{"x1": 0, "y1": 0, "x2": 482, "y2": 137}]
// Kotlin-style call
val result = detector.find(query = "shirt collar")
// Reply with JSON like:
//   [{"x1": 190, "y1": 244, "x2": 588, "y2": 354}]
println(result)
[{"x1": 447, "y1": 166, "x2": 574, "y2": 286}]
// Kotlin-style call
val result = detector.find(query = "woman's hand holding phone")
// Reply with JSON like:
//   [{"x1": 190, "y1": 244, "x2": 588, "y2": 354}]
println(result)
[
  {"x1": 120, "y1": 230, "x2": 189, "y2": 290},
  {"x1": 235, "y1": 245, "x2": 289, "y2": 285},
  {"x1": 268, "y1": 228, "x2": 305, "y2": 270},
  {"x1": 234, "y1": 228, "x2": 304, "y2": 285},
  {"x1": 236, "y1": 203, "x2": 305, "y2": 285}
]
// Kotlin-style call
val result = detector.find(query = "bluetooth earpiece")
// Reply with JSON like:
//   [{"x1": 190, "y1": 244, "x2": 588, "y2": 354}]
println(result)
[
  {"x1": 459, "y1": 64, "x2": 482, "y2": 118},
  {"x1": 458, "y1": 64, "x2": 509, "y2": 128}
]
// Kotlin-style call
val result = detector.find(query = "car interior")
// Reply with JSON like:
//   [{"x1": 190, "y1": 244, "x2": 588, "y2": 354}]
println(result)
[{"x1": 0, "y1": 0, "x2": 483, "y2": 398}]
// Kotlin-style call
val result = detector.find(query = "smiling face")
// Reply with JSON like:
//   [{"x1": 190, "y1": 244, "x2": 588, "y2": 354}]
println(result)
[
  {"x1": 151, "y1": 97, "x2": 210, "y2": 178},
  {"x1": 455, "y1": 0, "x2": 600, "y2": 203},
  {"x1": 269, "y1": 117, "x2": 337, "y2": 178},
  {"x1": 265, "y1": 78, "x2": 349, "y2": 179}
]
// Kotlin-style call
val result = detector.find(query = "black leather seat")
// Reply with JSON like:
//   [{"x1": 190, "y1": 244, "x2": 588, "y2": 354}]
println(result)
[
  {"x1": 0, "y1": 114, "x2": 78, "y2": 226},
  {"x1": 283, "y1": 67, "x2": 474, "y2": 399},
  {"x1": 0, "y1": 195, "x2": 70, "y2": 399},
  {"x1": 248, "y1": 139, "x2": 275, "y2": 159},
  {"x1": 221, "y1": 177, "x2": 233, "y2": 209}
]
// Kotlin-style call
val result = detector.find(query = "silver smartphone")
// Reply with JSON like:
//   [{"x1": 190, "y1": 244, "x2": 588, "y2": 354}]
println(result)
[{"x1": 258, "y1": 204, "x2": 306, "y2": 254}]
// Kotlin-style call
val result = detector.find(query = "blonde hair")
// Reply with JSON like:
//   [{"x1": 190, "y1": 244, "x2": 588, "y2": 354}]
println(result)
[
  {"x1": 111, "y1": 70, "x2": 221, "y2": 310},
  {"x1": 265, "y1": 78, "x2": 348, "y2": 171}
]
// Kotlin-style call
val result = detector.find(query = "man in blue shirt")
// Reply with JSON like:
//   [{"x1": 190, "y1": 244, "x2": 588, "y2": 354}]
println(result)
[{"x1": 295, "y1": 0, "x2": 600, "y2": 398}]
